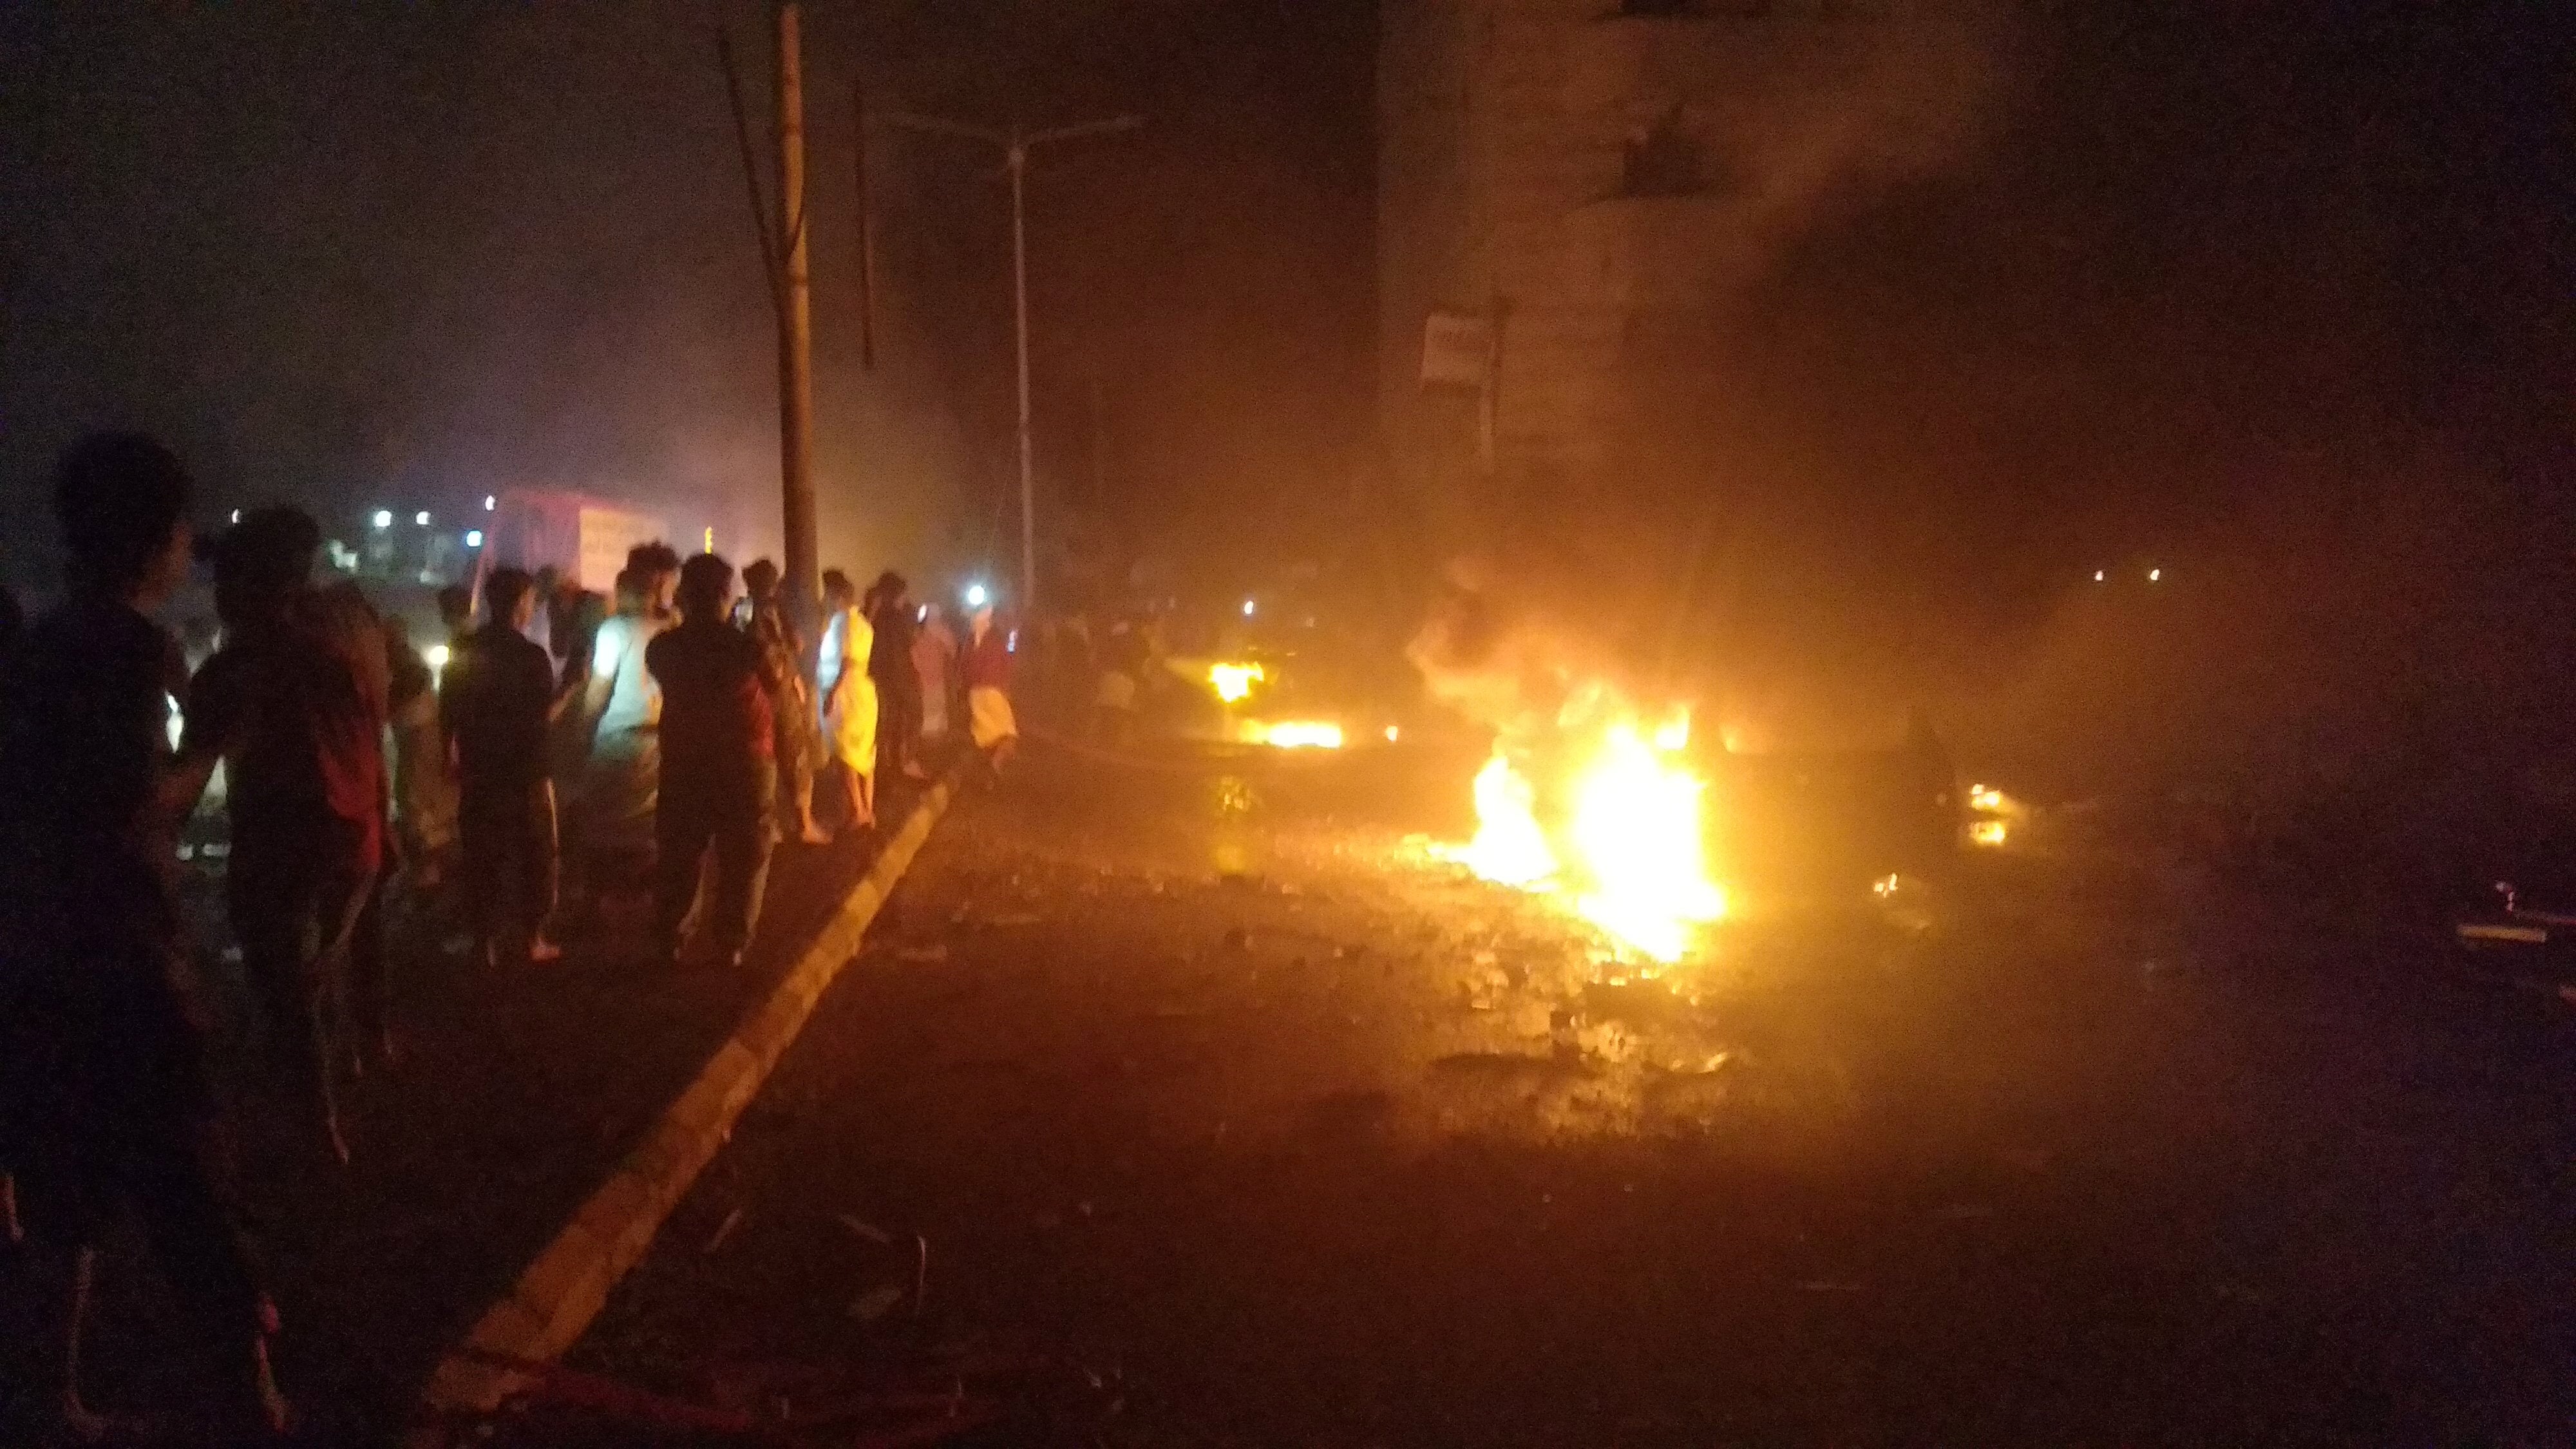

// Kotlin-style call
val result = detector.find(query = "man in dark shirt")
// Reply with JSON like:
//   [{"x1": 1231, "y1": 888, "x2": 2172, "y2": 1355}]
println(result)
[
  {"x1": 867, "y1": 571, "x2": 925, "y2": 782},
  {"x1": 647, "y1": 553, "x2": 775, "y2": 967},
  {"x1": 186, "y1": 507, "x2": 385, "y2": 1167},
  {"x1": 441, "y1": 567, "x2": 565, "y2": 965},
  {"x1": 0, "y1": 433, "x2": 287, "y2": 1436}
]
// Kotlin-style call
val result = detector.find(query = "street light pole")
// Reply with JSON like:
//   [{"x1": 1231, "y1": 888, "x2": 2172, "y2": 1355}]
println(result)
[
  {"x1": 878, "y1": 110, "x2": 1142, "y2": 612},
  {"x1": 1009, "y1": 133, "x2": 1034, "y2": 616},
  {"x1": 774, "y1": 3, "x2": 816, "y2": 629}
]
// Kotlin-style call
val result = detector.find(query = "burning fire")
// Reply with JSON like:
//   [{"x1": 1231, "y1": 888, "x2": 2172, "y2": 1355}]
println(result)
[
  {"x1": 1456, "y1": 750, "x2": 1555, "y2": 887},
  {"x1": 1965, "y1": 782, "x2": 2012, "y2": 846},
  {"x1": 1240, "y1": 719, "x2": 1344, "y2": 750},
  {"x1": 1208, "y1": 661, "x2": 1265, "y2": 704},
  {"x1": 1443, "y1": 711, "x2": 1727, "y2": 963}
]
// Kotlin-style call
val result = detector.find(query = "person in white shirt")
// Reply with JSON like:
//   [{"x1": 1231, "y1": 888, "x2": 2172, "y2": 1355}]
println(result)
[{"x1": 578, "y1": 544, "x2": 679, "y2": 880}]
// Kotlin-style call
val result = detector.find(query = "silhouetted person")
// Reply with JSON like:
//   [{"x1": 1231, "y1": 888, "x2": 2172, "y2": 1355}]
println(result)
[
  {"x1": 544, "y1": 573, "x2": 587, "y2": 675},
  {"x1": 742, "y1": 558, "x2": 827, "y2": 845},
  {"x1": 915, "y1": 601, "x2": 959, "y2": 743},
  {"x1": 648, "y1": 553, "x2": 775, "y2": 967},
  {"x1": 437, "y1": 583, "x2": 475, "y2": 651},
  {"x1": 0, "y1": 433, "x2": 287, "y2": 1436},
  {"x1": 442, "y1": 567, "x2": 565, "y2": 966},
  {"x1": 384, "y1": 612, "x2": 457, "y2": 891},
  {"x1": 529, "y1": 564, "x2": 562, "y2": 654},
  {"x1": 868, "y1": 571, "x2": 925, "y2": 782},
  {"x1": 548, "y1": 587, "x2": 609, "y2": 897},
  {"x1": 188, "y1": 507, "x2": 386, "y2": 1166}
]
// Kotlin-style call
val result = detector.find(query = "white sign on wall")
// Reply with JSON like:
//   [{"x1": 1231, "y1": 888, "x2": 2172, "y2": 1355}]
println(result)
[{"x1": 1420, "y1": 311, "x2": 1496, "y2": 388}]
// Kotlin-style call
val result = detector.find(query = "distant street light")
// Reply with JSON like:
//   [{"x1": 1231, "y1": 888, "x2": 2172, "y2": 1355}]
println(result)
[
  {"x1": 414, "y1": 510, "x2": 432, "y2": 527},
  {"x1": 483, "y1": 494, "x2": 497, "y2": 511},
  {"x1": 1242, "y1": 598, "x2": 1257, "y2": 618},
  {"x1": 372, "y1": 509, "x2": 393, "y2": 529},
  {"x1": 229, "y1": 509, "x2": 242, "y2": 524},
  {"x1": 878, "y1": 109, "x2": 1144, "y2": 613},
  {"x1": 2148, "y1": 567, "x2": 2162, "y2": 582},
  {"x1": 465, "y1": 529, "x2": 484, "y2": 549},
  {"x1": 963, "y1": 582, "x2": 991, "y2": 611}
]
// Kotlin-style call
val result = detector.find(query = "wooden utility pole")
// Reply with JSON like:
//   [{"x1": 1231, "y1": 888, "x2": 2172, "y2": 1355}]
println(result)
[{"x1": 775, "y1": 2, "x2": 818, "y2": 627}]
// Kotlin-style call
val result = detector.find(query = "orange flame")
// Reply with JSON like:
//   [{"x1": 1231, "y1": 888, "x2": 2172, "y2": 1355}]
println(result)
[{"x1": 1441, "y1": 710, "x2": 1727, "y2": 963}]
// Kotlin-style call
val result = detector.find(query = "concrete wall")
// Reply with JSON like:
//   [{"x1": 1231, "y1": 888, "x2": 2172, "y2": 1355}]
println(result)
[{"x1": 1379, "y1": 0, "x2": 1955, "y2": 595}]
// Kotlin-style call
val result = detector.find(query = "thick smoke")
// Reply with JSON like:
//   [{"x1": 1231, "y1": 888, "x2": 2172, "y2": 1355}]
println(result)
[{"x1": 1413, "y1": 0, "x2": 2018, "y2": 747}]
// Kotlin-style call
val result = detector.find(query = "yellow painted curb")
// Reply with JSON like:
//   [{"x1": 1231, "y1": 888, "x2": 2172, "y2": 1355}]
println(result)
[{"x1": 410, "y1": 773, "x2": 961, "y2": 1439}]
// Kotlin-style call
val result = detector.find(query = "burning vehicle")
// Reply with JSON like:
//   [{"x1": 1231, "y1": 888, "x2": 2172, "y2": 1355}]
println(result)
[
  {"x1": 1403, "y1": 575, "x2": 1966, "y2": 965},
  {"x1": 1426, "y1": 696, "x2": 1964, "y2": 966}
]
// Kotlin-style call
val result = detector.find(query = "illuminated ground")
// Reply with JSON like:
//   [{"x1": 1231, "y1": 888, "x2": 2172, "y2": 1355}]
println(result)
[{"x1": 551, "y1": 744, "x2": 2576, "y2": 1446}]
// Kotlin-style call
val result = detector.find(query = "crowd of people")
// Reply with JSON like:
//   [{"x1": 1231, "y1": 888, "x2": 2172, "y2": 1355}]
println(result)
[{"x1": 0, "y1": 432, "x2": 1017, "y2": 1437}]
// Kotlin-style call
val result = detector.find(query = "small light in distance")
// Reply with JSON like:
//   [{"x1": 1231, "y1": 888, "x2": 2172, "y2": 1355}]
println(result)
[
  {"x1": 1969, "y1": 819, "x2": 2009, "y2": 847},
  {"x1": 229, "y1": 509, "x2": 242, "y2": 524},
  {"x1": 372, "y1": 509, "x2": 393, "y2": 529},
  {"x1": 424, "y1": 643, "x2": 450, "y2": 672},
  {"x1": 1242, "y1": 598, "x2": 1256, "y2": 618},
  {"x1": 1383, "y1": 724, "x2": 1401, "y2": 743},
  {"x1": 963, "y1": 582, "x2": 990, "y2": 610},
  {"x1": 2092, "y1": 569, "x2": 2105, "y2": 583},
  {"x1": 464, "y1": 529, "x2": 484, "y2": 549},
  {"x1": 414, "y1": 510, "x2": 431, "y2": 527},
  {"x1": 1968, "y1": 784, "x2": 2003, "y2": 813},
  {"x1": 483, "y1": 494, "x2": 497, "y2": 511},
  {"x1": 2147, "y1": 567, "x2": 2161, "y2": 582}
]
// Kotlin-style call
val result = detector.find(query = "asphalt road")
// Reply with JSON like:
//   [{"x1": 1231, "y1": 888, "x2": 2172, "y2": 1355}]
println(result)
[{"x1": 560, "y1": 740, "x2": 2576, "y2": 1447}]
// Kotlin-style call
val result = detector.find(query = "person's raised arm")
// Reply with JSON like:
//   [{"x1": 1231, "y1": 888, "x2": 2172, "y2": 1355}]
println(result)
[{"x1": 545, "y1": 645, "x2": 579, "y2": 725}]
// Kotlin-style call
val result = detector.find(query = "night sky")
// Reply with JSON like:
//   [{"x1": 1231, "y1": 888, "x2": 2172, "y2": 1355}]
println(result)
[
  {"x1": 3, "y1": 0, "x2": 2564, "y2": 657},
  {"x1": 1, "y1": 1, "x2": 1375, "y2": 594}
]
